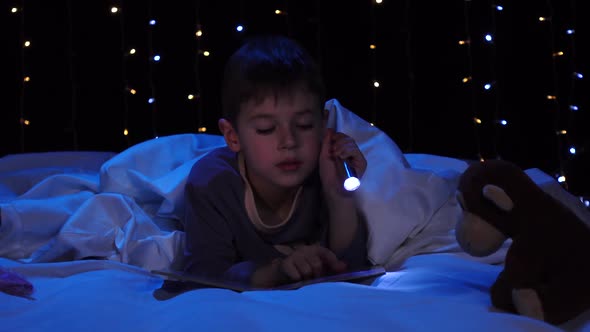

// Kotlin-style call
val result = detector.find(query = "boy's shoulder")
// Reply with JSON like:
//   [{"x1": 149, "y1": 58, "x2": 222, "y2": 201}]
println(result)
[{"x1": 187, "y1": 146, "x2": 240, "y2": 187}]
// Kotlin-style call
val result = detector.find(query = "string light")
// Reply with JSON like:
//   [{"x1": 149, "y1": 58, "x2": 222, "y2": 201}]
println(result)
[
  {"x1": 539, "y1": 0, "x2": 576, "y2": 189},
  {"x1": 193, "y1": 0, "x2": 204, "y2": 134},
  {"x1": 561, "y1": 0, "x2": 587, "y2": 198},
  {"x1": 4, "y1": 1, "x2": 587, "y2": 200},
  {"x1": 486, "y1": 1, "x2": 505, "y2": 161},
  {"x1": 369, "y1": 0, "x2": 379, "y2": 127},
  {"x1": 552, "y1": 51, "x2": 564, "y2": 57},
  {"x1": 461, "y1": 0, "x2": 483, "y2": 161},
  {"x1": 17, "y1": 1, "x2": 27, "y2": 152},
  {"x1": 147, "y1": 1, "x2": 159, "y2": 139},
  {"x1": 114, "y1": 1, "x2": 131, "y2": 147}
]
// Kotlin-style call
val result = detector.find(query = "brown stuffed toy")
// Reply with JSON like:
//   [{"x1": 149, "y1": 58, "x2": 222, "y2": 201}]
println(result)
[{"x1": 455, "y1": 159, "x2": 590, "y2": 325}]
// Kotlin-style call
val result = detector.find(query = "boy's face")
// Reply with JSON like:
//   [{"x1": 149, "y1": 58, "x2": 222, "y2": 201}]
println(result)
[{"x1": 223, "y1": 88, "x2": 325, "y2": 193}]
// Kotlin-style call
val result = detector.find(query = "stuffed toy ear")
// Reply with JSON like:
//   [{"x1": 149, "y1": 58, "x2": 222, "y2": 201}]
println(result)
[{"x1": 482, "y1": 184, "x2": 514, "y2": 212}]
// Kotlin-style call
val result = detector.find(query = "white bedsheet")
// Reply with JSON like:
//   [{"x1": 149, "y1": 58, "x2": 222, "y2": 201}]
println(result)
[{"x1": 1, "y1": 253, "x2": 588, "y2": 332}]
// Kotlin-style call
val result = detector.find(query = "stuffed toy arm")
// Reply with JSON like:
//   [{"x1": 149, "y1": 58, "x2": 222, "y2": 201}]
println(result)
[{"x1": 502, "y1": 243, "x2": 545, "y2": 321}]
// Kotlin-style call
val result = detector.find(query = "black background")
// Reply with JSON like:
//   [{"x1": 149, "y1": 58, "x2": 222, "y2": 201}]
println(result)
[{"x1": 1, "y1": 0, "x2": 588, "y2": 195}]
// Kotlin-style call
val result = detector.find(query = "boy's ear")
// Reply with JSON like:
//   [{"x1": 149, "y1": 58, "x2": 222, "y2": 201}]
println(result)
[{"x1": 218, "y1": 118, "x2": 241, "y2": 152}]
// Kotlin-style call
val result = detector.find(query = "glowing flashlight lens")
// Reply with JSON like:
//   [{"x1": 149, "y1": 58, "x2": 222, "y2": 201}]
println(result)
[
  {"x1": 343, "y1": 161, "x2": 361, "y2": 191},
  {"x1": 344, "y1": 177, "x2": 361, "y2": 191}
]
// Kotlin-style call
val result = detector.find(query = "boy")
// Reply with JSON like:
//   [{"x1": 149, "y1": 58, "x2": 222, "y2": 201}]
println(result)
[{"x1": 182, "y1": 35, "x2": 369, "y2": 288}]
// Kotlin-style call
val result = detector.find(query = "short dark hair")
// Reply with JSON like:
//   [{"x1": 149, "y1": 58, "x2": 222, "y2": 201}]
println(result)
[{"x1": 221, "y1": 35, "x2": 325, "y2": 126}]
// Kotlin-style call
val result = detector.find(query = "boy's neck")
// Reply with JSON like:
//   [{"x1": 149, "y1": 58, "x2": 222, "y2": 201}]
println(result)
[{"x1": 253, "y1": 185, "x2": 298, "y2": 217}]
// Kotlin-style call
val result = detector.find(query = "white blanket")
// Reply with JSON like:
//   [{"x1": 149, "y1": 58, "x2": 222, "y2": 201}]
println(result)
[
  {"x1": 2, "y1": 253, "x2": 588, "y2": 332},
  {"x1": 1, "y1": 99, "x2": 588, "y2": 272}
]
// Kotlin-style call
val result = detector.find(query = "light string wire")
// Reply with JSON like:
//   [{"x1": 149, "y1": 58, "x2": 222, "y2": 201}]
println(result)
[
  {"x1": 543, "y1": 0, "x2": 567, "y2": 187},
  {"x1": 369, "y1": 1, "x2": 378, "y2": 125},
  {"x1": 565, "y1": 0, "x2": 581, "y2": 164},
  {"x1": 193, "y1": 0, "x2": 203, "y2": 133},
  {"x1": 314, "y1": 0, "x2": 323, "y2": 74},
  {"x1": 18, "y1": 0, "x2": 26, "y2": 152},
  {"x1": 564, "y1": 0, "x2": 588, "y2": 207},
  {"x1": 116, "y1": 0, "x2": 131, "y2": 147},
  {"x1": 403, "y1": 0, "x2": 415, "y2": 152},
  {"x1": 66, "y1": 0, "x2": 79, "y2": 150},
  {"x1": 462, "y1": 0, "x2": 483, "y2": 161},
  {"x1": 488, "y1": 3, "x2": 503, "y2": 160},
  {"x1": 147, "y1": 0, "x2": 158, "y2": 138},
  {"x1": 285, "y1": 0, "x2": 293, "y2": 37}
]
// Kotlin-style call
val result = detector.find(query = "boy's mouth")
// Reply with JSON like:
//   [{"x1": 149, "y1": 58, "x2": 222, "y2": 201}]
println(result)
[{"x1": 276, "y1": 160, "x2": 302, "y2": 171}]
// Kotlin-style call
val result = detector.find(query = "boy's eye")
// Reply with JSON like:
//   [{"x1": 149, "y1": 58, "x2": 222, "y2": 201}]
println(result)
[{"x1": 256, "y1": 127, "x2": 275, "y2": 135}]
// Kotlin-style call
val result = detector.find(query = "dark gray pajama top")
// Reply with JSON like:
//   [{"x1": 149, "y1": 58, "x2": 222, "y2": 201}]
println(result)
[{"x1": 182, "y1": 146, "x2": 368, "y2": 284}]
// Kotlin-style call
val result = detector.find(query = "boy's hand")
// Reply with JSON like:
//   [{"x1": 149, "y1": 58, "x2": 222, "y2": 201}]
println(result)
[
  {"x1": 319, "y1": 128, "x2": 367, "y2": 197},
  {"x1": 278, "y1": 244, "x2": 347, "y2": 281}
]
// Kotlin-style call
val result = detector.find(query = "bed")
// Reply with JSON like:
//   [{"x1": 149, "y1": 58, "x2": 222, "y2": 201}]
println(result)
[{"x1": 1, "y1": 100, "x2": 589, "y2": 331}]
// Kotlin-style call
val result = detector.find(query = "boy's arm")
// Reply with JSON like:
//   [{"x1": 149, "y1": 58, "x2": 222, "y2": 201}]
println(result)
[
  {"x1": 319, "y1": 129, "x2": 369, "y2": 268},
  {"x1": 324, "y1": 194, "x2": 368, "y2": 268},
  {"x1": 325, "y1": 194, "x2": 360, "y2": 252},
  {"x1": 183, "y1": 181, "x2": 237, "y2": 278}
]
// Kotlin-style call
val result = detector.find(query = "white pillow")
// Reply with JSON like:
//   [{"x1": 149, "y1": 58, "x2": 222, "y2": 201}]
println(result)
[{"x1": 325, "y1": 99, "x2": 461, "y2": 265}]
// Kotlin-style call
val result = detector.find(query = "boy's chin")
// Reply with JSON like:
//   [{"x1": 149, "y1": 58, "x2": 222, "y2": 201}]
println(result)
[{"x1": 272, "y1": 173, "x2": 308, "y2": 189}]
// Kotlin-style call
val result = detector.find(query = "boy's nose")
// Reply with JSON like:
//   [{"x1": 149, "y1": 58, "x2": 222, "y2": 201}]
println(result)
[{"x1": 278, "y1": 128, "x2": 297, "y2": 150}]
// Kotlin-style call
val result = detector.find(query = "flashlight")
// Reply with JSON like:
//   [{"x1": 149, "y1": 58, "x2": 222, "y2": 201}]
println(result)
[{"x1": 343, "y1": 160, "x2": 361, "y2": 191}]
